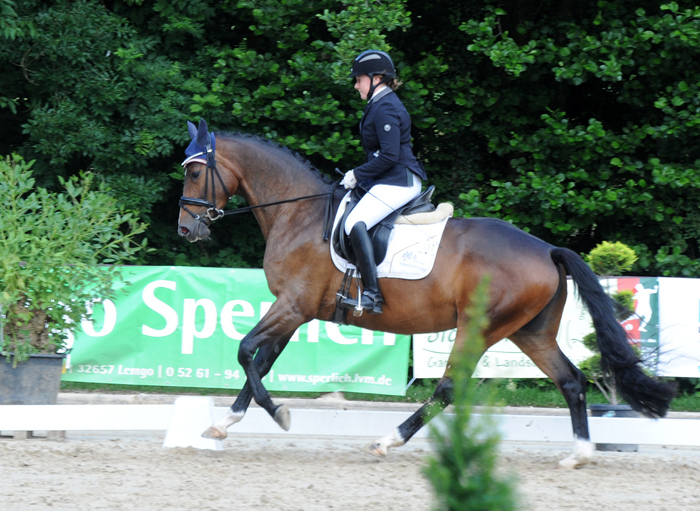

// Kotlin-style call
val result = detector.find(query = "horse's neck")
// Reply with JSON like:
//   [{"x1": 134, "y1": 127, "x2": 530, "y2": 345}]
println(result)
[{"x1": 227, "y1": 138, "x2": 328, "y2": 238}]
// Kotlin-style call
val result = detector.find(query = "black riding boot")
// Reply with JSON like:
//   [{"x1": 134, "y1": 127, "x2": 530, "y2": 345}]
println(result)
[{"x1": 341, "y1": 222, "x2": 384, "y2": 314}]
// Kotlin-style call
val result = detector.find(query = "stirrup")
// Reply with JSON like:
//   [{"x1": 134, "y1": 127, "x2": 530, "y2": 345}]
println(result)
[{"x1": 341, "y1": 291, "x2": 383, "y2": 315}]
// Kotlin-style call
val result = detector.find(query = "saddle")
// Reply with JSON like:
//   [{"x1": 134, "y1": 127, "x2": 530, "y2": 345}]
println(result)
[{"x1": 332, "y1": 186, "x2": 437, "y2": 266}]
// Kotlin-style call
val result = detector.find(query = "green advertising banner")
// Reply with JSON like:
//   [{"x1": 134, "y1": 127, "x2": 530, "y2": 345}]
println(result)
[{"x1": 62, "y1": 266, "x2": 410, "y2": 395}]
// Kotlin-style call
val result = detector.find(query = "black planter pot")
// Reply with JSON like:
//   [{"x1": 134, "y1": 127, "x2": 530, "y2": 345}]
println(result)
[
  {"x1": 589, "y1": 403, "x2": 641, "y2": 452},
  {"x1": 0, "y1": 353, "x2": 66, "y2": 405}
]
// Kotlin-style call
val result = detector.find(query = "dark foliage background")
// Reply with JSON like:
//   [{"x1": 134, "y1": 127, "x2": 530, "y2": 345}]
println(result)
[{"x1": 2, "y1": 0, "x2": 698, "y2": 275}]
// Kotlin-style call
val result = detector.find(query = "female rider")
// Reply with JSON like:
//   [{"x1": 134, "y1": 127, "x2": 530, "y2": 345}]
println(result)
[{"x1": 340, "y1": 50, "x2": 427, "y2": 314}]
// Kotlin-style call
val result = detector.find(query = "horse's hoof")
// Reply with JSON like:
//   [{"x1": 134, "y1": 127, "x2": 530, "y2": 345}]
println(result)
[
  {"x1": 558, "y1": 455, "x2": 589, "y2": 469},
  {"x1": 361, "y1": 441, "x2": 387, "y2": 458},
  {"x1": 202, "y1": 425, "x2": 228, "y2": 440},
  {"x1": 558, "y1": 439, "x2": 593, "y2": 469},
  {"x1": 273, "y1": 404, "x2": 291, "y2": 431}
]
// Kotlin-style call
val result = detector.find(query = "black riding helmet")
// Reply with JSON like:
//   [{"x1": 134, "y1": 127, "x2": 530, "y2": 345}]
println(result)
[{"x1": 350, "y1": 50, "x2": 396, "y2": 100}]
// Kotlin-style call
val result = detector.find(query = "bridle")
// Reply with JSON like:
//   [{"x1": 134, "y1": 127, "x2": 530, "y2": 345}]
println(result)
[
  {"x1": 178, "y1": 132, "x2": 339, "y2": 239},
  {"x1": 178, "y1": 132, "x2": 231, "y2": 223}
]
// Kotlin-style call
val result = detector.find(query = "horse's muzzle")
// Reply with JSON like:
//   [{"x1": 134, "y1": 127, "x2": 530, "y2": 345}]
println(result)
[{"x1": 177, "y1": 220, "x2": 210, "y2": 242}]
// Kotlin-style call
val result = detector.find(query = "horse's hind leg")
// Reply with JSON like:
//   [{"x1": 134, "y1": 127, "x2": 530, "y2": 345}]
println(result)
[
  {"x1": 510, "y1": 332, "x2": 592, "y2": 468},
  {"x1": 363, "y1": 376, "x2": 454, "y2": 457},
  {"x1": 203, "y1": 335, "x2": 292, "y2": 440}
]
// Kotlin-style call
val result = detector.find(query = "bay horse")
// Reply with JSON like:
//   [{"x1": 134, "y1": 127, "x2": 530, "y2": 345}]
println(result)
[{"x1": 176, "y1": 119, "x2": 675, "y2": 468}]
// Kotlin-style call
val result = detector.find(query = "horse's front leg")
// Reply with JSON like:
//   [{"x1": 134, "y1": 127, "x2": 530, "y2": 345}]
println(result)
[
  {"x1": 202, "y1": 336, "x2": 292, "y2": 440},
  {"x1": 237, "y1": 303, "x2": 305, "y2": 430}
]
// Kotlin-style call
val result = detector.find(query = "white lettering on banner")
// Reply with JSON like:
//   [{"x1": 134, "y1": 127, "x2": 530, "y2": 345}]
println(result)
[
  {"x1": 142, "y1": 280, "x2": 179, "y2": 337},
  {"x1": 220, "y1": 300, "x2": 255, "y2": 340},
  {"x1": 308, "y1": 319, "x2": 320, "y2": 343},
  {"x1": 139, "y1": 280, "x2": 397, "y2": 354},
  {"x1": 325, "y1": 323, "x2": 357, "y2": 344},
  {"x1": 140, "y1": 281, "x2": 268, "y2": 352},
  {"x1": 275, "y1": 372, "x2": 394, "y2": 385},
  {"x1": 81, "y1": 299, "x2": 117, "y2": 337},
  {"x1": 324, "y1": 322, "x2": 396, "y2": 346},
  {"x1": 291, "y1": 319, "x2": 322, "y2": 343},
  {"x1": 181, "y1": 298, "x2": 218, "y2": 355},
  {"x1": 117, "y1": 365, "x2": 155, "y2": 379}
]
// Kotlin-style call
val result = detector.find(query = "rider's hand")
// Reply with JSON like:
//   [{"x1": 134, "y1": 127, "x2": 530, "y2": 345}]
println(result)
[{"x1": 341, "y1": 170, "x2": 357, "y2": 189}]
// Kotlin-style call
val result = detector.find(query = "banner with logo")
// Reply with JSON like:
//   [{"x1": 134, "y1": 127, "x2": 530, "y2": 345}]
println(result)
[
  {"x1": 413, "y1": 278, "x2": 666, "y2": 378},
  {"x1": 61, "y1": 267, "x2": 410, "y2": 395},
  {"x1": 615, "y1": 277, "x2": 662, "y2": 372}
]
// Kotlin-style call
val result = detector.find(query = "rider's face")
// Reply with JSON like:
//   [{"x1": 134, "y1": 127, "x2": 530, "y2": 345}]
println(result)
[{"x1": 354, "y1": 75, "x2": 380, "y2": 101}]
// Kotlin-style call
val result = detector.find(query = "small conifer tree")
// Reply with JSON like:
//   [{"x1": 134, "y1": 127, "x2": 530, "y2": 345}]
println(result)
[
  {"x1": 422, "y1": 276, "x2": 519, "y2": 511},
  {"x1": 586, "y1": 241, "x2": 638, "y2": 276}
]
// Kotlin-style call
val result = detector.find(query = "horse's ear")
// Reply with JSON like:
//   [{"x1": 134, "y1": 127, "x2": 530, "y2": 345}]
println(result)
[
  {"x1": 187, "y1": 121, "x2": 198, "y2": 141},
  {"x1": 196, "y1": 118, "x2": 209, "y2": 147}
]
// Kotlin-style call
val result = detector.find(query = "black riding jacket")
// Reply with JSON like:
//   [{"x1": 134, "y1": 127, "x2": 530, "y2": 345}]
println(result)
[{"x1": 353, "y1": 88, "x2": 426, "y2": 188}]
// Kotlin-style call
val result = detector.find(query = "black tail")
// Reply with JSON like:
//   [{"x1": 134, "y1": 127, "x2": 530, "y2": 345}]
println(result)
[{"x1": 551, "y1": 247, "x2": 676, "y2": 418}]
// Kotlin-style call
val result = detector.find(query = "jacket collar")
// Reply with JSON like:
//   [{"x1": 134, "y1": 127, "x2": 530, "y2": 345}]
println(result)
[
  {"x1": 368, "y1": 86, "x2": 392, "y2": 104},
  {"x1": 360, "y1": 88, "x2": 395, "y2": 142}
]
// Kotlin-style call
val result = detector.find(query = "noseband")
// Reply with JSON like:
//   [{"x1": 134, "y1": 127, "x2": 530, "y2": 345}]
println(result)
[{"x1": 179, "y1": 132, "x2": 231, "y2": 223}]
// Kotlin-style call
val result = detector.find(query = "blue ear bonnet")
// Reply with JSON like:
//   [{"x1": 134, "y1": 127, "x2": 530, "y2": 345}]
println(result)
[{"x1": 182, "y1": 118, "x2": 215, "y2": 166}]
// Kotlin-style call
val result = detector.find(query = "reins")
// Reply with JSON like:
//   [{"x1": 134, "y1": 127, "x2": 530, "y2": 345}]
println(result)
[
  {"x1": 178, "y1": 138, "x2": 341, "y2": 240},
  {"x1": 179, "y1": 192, "x2": 331, "y2": 217},
  {"x1": 180, "y1": 189, "x2": 338, "y2": 241}
]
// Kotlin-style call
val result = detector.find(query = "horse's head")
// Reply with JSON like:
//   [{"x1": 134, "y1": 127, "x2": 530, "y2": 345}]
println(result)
[{"x1": 177, "y1": 118, "x2": 234, "y2": 242}]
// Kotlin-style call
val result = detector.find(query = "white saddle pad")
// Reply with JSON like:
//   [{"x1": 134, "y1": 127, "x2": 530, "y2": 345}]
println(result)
[{"x1": 330, "y1": 193, "x2": 450, "y2": 280}]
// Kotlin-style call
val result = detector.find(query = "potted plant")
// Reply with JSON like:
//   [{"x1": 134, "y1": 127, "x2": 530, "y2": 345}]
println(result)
[
  {"x1": 0, "y1": 154, "x2": 147, "y2": 404},
  {"x1": 580, "y1": 241, "x2": 641, "y2": 451}
]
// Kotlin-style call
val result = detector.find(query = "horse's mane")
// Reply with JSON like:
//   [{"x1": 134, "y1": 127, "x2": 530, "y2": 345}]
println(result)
[{"x1": 217, "y1": 132, "x2": 335, "y2": 185}]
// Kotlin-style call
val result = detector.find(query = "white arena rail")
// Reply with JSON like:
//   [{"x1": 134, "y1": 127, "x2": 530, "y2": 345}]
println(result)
[{"x1": 1, "y1": 403, "x2": 699, "y2": 447}]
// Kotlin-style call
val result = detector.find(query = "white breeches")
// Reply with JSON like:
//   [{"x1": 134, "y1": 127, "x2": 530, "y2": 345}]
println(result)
[{"x1": 345, "y1": 174, "x2": 422, "y2": 235}]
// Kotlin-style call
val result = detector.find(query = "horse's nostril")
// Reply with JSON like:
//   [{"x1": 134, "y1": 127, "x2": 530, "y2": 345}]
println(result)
[{"x1": 178, "y1": 226, "x2": 190, "y2": 236}]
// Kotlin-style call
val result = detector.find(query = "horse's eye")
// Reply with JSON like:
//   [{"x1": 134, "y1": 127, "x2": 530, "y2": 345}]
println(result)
[{"x1": 190, "y1": 170, "x2": 201, "y2": 179}]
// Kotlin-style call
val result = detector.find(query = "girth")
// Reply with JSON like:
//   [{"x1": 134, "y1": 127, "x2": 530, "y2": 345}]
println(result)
[{"x1": 332, "y1": 185, "x2": 436, "y2": 266}]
